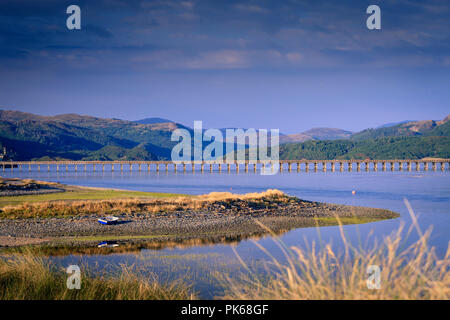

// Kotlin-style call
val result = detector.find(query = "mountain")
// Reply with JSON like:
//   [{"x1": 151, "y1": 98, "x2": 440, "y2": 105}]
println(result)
[
  {"x1": 1, "y1": 109, "x2": 449, "y2": 161},
  {"x1": 279, "y1": 136, "x2": 450, "y2": 160},
  {"x1": 350, "y1": 116, "x2": 450, "y2": 141},
  {"x1": 135, "y1": 117, "x2": 174, "y2": 124},
  {"x1": 0, "y1": 109, "x2": 186, "y2": 161},
  {"x1": 377, "y1": 121, "x2": 414, "y2": 128},
  {"x1": 281, "y1": 128, "x2": 353, "y2": 143}
]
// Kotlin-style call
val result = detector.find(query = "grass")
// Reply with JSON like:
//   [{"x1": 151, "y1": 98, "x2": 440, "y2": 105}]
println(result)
[
  {"x1": 0, "y1": 250, "x2": 195, "y2": 300},
  {"x1": 1, "y1": 200, "x2": 443, "y2": 300},
  {"x1": 313, "y1": 216, "x2": 384, "y2": 226},
  {"x1": 0, "y1": 189, "x2": 292, "y2": 218},
  {"x1": 223, "y1": 200, "x2": 450, "y2": 300},
  {"x1": 0, "y1": 189, "x2": 184, "y2": 208}
]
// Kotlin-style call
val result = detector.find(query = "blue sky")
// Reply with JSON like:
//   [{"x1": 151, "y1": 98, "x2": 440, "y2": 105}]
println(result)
[{"x1": 0, "y1": 0, "x2": 449, "y2": 133}]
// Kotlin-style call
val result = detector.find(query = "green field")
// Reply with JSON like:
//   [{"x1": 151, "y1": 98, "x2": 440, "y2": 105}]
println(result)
[{"x1": 0, "y1": 188, "x2": 185, "y2": 208}]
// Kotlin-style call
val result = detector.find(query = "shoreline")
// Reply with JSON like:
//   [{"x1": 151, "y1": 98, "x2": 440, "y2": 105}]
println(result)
[{"x1": 0, "y1": 178, "x2": 400, "y2": 248}]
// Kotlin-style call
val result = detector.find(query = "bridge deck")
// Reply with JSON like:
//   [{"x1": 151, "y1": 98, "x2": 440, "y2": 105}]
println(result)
[{"x1": 1, "y1": 159, "x2": 449, "y2": 173}]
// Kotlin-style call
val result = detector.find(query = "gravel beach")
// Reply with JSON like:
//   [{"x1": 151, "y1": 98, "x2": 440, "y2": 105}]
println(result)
[{"x1": 0, "y1": 199, "x2": 399, "y2": 247}]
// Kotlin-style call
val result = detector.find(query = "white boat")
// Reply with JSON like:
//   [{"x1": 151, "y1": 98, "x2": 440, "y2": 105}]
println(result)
[
  {"x1": 97, "y1": 216, "x2": 119, "y2": 225},
  {"x1": 97, "y1": 241, "x2": 119, "y2": 248}
]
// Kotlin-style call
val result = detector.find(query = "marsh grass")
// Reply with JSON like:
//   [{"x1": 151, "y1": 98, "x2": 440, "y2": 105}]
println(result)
[
  {"x1": 223, "y1": 199, "x2": 450, "y2": 300},
  {"x1": 0, "y1": 249, "x2": 195, "y2": 300},
  {"x1": 0, "y1": 189, "x2": 290, "y2": 218},
  {"x1": 0, "y1": 189, "x2": 184, "y2": 208}
]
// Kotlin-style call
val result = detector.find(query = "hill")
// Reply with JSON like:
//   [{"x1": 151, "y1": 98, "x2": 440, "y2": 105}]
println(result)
[
  {"x1": 281, "y1": 128, "x2": 352, "y2": 143},
  {"x1": 350, "y1": 116, "x2": 450, "y2": 141},
  {"x1": 1, "y1": 109, "x2": 449, "y2": 161},
  {"x1": 0, "y1": 110, "x2": 184, "y2": 161},
  {"x1": 135, "y1": 117, "x2": 174, "y2": 124},
  {"x1": 279, "y1": 136, "x2": 450, "y2": 160}
]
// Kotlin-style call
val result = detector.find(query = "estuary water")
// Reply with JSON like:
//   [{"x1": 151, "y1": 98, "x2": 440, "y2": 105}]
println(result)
[{"x1": 1, "y1": 169, "x2": 449, "y2": 298}]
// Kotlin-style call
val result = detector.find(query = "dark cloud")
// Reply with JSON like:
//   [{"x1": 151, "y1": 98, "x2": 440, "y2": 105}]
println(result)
[
  {"x1": 83, "y1": 24, "x2": 114, "y2": 38},
  {"x1": 0, "y1": 0, "x2": 448, "y2": 72}
]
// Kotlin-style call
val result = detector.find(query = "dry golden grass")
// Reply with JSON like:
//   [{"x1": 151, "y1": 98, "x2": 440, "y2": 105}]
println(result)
[
  {"x1": 0, "y1": 189, "x2": 289, "y2": 218},
  {"x1": 223, "y1": 200, "x2": 450, "y2": 300},
  {"x1": 195, "y1": 189, "x2": 285, "y2": 201},
  {"x1": 0, "y1": 249, "x2": 195, "y2": 300}
]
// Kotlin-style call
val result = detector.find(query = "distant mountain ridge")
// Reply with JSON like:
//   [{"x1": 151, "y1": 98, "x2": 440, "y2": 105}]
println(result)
[
  {"x1": 281, "y1": 128, "x2": 353, "y2": 143},
  {"x1": 0, "y1": 109, "x2": 449, "y2": 161},
  {"x1": 0, "y1": 109, "x2": 185, "y2": 161},
  {"x1": 350, "y1": 116, "x2": 450, "y2": 141},
  {"x1": 135, "y1": 117, "x2": 174, "y2": 124},
  {"x1": 377, "y1": 120, "x2": 414, "y2": 128}
]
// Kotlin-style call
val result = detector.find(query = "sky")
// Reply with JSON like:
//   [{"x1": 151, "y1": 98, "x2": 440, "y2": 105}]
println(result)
[{"x1": 0, "y1": 0, "x2": 449, "y2": 133}]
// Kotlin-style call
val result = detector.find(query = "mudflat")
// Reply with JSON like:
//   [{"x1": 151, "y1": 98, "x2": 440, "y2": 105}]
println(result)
[{"x1": 0, "y1": 181, "x2": 399, "y2": 247}]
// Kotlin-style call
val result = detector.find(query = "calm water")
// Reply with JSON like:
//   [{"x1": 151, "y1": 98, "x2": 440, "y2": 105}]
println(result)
[{"x1": 2, "y1": 169, "x2": 449, "y2": 298}]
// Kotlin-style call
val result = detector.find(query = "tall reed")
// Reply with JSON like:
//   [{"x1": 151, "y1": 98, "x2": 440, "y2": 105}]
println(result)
[
  {"x1": 223, "y1": 199, "x2": 450, "y2": 300},
  {"x1": 0, "y1": 250, "x2": 195, "y2": 300}
]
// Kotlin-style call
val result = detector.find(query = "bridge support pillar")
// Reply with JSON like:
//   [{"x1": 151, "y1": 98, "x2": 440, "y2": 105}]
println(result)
[
  {"x1": 288, "y1": 163, "x2": 292, "y2": 172},
  {"x1": 339, "y1": 162, "x2": 343, "y2": 172},
  {"x1": 348, "y1": 162, "x2": 352, "y2": 172},
  {"x1": 165, "y1": 164, "x2": 168, "y2": 172},
  {"x1": 297, "y1": 163, "x2": 301, "y2": 172},
  {"x1": 314, "y1": 162, "x2": 318, "y2": 172},
  {"x1": 183, "y1": 163, "x2": 186, "y2": 173},
  {"x1": 432, "y1": 162, "x2": 436, "y2": 171},
  {"x1": 356, "y1": 162, "x2": 361, "y2": 172},
  {"x1": 322, "y1": 162, "x2": 327, "y2": 172},
  {"x1": 331, "y1": 162, "x2": 335, "y2": 172},
  {"x1": 399, "y1": 162, "x2": 403, "y2": 171},
  {"x1": 254, "y1": 163, "x2": 257, "y2": 173},
  {"x1": 305, "y1": 163, "x2": 309, "y2": 172}
]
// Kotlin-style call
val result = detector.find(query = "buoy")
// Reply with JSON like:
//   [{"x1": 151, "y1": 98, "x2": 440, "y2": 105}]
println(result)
[{"x1": 352, "y1": 190, "x2": 356, "y2": 195}]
